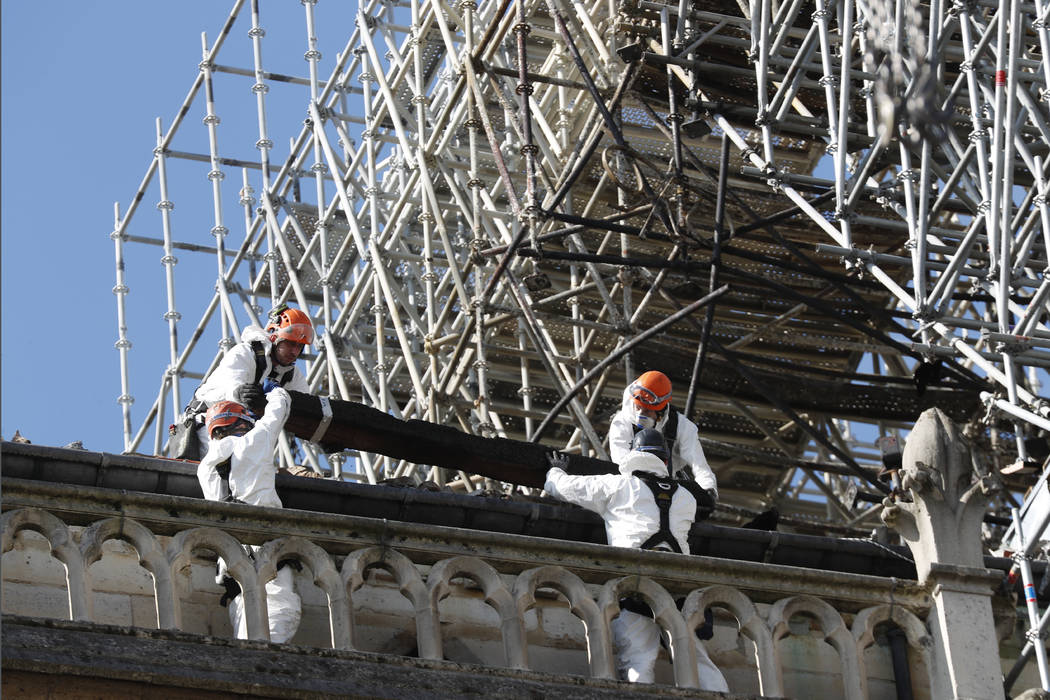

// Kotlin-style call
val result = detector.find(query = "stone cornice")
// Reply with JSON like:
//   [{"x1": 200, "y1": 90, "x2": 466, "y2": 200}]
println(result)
[
  {"x1": 2, "y1": 615, "x2": 741, "y2": 699},
  {"x1": 2, "y1": 476, "x2": 930, "y2": 611}
]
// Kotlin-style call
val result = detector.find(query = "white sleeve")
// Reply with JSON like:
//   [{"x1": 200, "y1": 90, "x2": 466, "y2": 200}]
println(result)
[
  {"x1": 237, "y1": 387, "x2": 290, "y2": 454},
  {"x1": 675, "y1": 415, "x2": 718, "y2": 498},
  {"x1": 194, "y1": 343, "x2": 256, "y2": 407},
  {"x1": 227, "y1": 389, "x2": 290, "y2": 509},
  {"x1": 232, "y1": 388, "x2": 289, "y2": 471},
  {"x1": 252, "y1": 387, "x2": 292, "y2": 444},
  {"x1": 197, "y1": 438, "x2": 235, "y2": 501},
  {"x1": 544, "y1": 467, "x2": 619, "y2": 516},
  {"x1": 607, "y1": 410, "x2": 635, "y2": 465}
]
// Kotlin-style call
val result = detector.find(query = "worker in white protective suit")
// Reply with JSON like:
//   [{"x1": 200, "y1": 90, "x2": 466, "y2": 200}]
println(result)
[
  {"x1": 177, "y1": 304, "x2": 313, "y2": 459},
  {"x1": 197, "y1": 389, "x2": 301, "y2": 643},
  {"x1": 608, "y1": 370, "x2": 718, "y2": 499},
  {"x1": 544, "y1": 429, "x2": 728, "y2": 691}
]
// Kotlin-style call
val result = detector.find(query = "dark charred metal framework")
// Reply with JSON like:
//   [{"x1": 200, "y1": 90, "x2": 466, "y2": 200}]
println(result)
[{"x1": 112, "y1": 0, "x2": 1049, "y2": 539}]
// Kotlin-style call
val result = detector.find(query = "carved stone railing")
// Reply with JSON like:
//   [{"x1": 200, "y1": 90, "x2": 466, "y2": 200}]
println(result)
[{"x1": 2, "y1": 477, "x2": 933, "y2": 697}]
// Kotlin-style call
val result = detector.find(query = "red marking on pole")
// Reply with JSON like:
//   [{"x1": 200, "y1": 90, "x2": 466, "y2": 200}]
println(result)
[
  {"x1": 1026, "y1": 584, "x2": 1037, "y2": 602},
  {"x1": 996, "y1": 70, "x2": 1007, "y2": 86}
]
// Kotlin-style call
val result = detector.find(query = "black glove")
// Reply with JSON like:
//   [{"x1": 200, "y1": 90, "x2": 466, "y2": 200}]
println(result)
[
  {"x1": 546, "y1": 450, "x2": 570, "y2": 471},
  {"x1": 219, "y1": 575, "x2": 241, "y2": 607},
  {"x1": 234, "y1": 382, "x2": 265, "y2": 416},
  {"x1": 696, "y1": 607, "x2": 715, "y2": 640},
  {"x1": 694, "y1": 488, "x2": 717, "y2": 521}
]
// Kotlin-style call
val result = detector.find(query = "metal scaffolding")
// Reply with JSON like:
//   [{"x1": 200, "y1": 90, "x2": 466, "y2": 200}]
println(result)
[{"x1": 112, "y1": 0, "x2": 1049, "y2": 539}]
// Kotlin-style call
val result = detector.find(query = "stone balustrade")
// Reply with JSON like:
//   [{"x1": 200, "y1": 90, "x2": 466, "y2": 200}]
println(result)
[{"x1": 2, "y1": 476, "x2": 935, "y2": 697}]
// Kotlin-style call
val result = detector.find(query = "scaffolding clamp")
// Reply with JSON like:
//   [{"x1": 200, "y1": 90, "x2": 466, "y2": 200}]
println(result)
[{"x1": 981, "y1": 328, "x2": 1035, "y2": 354}]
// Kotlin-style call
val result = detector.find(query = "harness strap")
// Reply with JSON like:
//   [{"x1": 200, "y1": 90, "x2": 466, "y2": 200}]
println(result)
[
  {"x1": 249, "y1": 340, "x2": 269, "y2": 384},
  {"x1": 633, "y1": 471, "x2": 682, "y2": 554},
  {"x1": 662, "y1": 410, "x2": 678, "y2": 454},
  {"x1": 184, "y1": 340, "x2": 274, "y2": 419},
  {"x1": 250, "y1": 339, "x2": 294, "y2": 387}
]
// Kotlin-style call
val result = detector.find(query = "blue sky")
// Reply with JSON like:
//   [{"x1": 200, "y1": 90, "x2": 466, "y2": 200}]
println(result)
[
  {"x1": 3, "y1": 2, "x2": 1044, "y2": 461},
  {"x1": 1, "y1": 2, "x2": 272, "y2": 452}
]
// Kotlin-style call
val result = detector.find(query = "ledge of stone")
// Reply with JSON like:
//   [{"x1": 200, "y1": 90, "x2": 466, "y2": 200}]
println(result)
[
  {"x1": 2, "y1": 615, "x2": 766, "y2": 699},
  {"x1": 3, "y1": 440, "x2": 1040, "y2": 603}
]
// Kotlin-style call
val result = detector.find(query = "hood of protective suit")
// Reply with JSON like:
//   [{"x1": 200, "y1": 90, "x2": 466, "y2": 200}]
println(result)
[
  {"x1": 240, "y1": 325, "x2": 272, "y2": 347},
  {"x1": 618, "y1": 450, "x2": 669, "y2": 477},
  {"x1": 620, "y1": 386, "x2": 670, "y2": 431}
]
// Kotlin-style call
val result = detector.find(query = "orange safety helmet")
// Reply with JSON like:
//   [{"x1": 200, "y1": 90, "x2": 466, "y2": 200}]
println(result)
[
  {"x1": 265, "y1": 305, "x2": 314, "y2": 345},
  {"x1": 628, "y1": 371, "x2": 672, "y2": 411},
  {"x1": 206, "y1": 401, "x2": 256, "y2": 438}
]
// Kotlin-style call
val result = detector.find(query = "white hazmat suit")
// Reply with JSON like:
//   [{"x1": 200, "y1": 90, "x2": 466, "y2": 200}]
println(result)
[
  {"x1": 544, "y1": 450, "x2": 728, "y2": 690},
  {"x1": 197, "y1": 387, "x2": 302, "y2": 643},
  {"x1": 608, "y1": 387, "x2": 718, "y2": 498},
  {"x1": 193, "y1": 325, "x2": 310, "y2": 454}
]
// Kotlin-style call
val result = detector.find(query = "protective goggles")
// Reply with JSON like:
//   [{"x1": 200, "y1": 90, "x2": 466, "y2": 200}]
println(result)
[
  {"x1": 628, "y1": 381, "x2": 671, "y2": 408},
  {"x1": 210, "y1": 411, "x2": 256, "y2": 427}
]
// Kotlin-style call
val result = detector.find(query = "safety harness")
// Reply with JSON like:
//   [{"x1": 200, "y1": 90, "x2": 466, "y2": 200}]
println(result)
[
  {"x1": 184, "y1": 340, "x2": 295, "y2": 420},
  {"x1": 632, "y1": 470, "x2": 712, "y2": 554},
  {"x1": 248, "y1": 340, "x2": 297, "y2": 388},
  {"x1": 619, "y1": 470, "x2": 716, "y2": 633}
]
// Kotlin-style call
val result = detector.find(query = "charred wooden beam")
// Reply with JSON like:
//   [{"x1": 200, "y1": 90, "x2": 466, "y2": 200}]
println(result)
[{"x1": 283, "y1": 392, "x2": 613, "y2": 488}]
